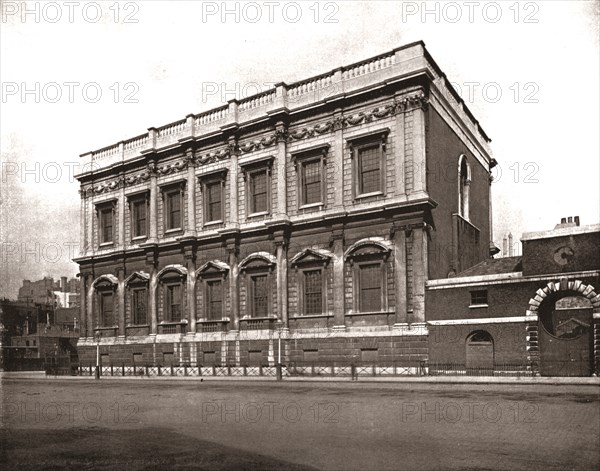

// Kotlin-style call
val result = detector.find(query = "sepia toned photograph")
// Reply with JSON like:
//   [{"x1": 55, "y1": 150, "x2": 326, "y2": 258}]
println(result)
[{"x1": 1, "y1": 1, "x2": 599, "y2": 469}]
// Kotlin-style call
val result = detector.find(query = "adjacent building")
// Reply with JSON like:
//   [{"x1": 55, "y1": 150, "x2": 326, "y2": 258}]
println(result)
[
  {"x1": 74, "y1": 41, "x2": 496, "y2": 368},
  {"x1": 426, "y1": 217, "x2": 600, "y2": 376},
  {"x1": 18, "y1": 276, "x2": 80, "y2": 308}
]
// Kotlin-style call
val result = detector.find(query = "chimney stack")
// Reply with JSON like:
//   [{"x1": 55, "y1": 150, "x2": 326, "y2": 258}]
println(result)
[
  {"x1": 61, "y1": 276, "x2": 68, "y2": 293},
  {"x1": 502, "y1": 235, "x2": 508, "y2": 257},
  {"x1": 508, "y1": 233, "x2": 514, "y2": 257},
  {"x1": 575, "y1": 216, "x2": 580, "y2": 226}
]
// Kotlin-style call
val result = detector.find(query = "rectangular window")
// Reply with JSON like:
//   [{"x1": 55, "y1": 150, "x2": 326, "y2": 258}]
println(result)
[
  {"x1": 358, "y1": 145, "x2": 381, "y2": 195},
  {"x1": 132, "y1": 288, "x2": 147, "y2": 325},
  {"x1": 207, "y1": 280, "x2": 223, "y2": 320},
  {"x1": 470, "y1": 290, "x2": 488, "y2": 306},
  {"x1": 99, "y1": 208, "x2": 113, "y2": 244},
  {"x1": 100, "y1": 291, "x2": 114, "y2": 327},
  {"x1": 165, "y1": 191, "x2": 182, "y2": 230},
  {"x1": 302, "y1": 159, "x2": 322, "y2": 205},
  {"x1": 166, "y1": 284, "x2": 182, "y2": 321},
  {"x1": 303, "y1": 269, "x2": 322, "y2": 315},
  {"x1": 250, "y1": 171, "x2": 268, "y2": 214},
  {"x1": 359, "y1": 263, "x2": 382, "y2": 312},
  {"x1": 132, "y1": 200, "x2": 147, "y2": 238},
  {"x1": 251, "y1": 274, "x2": 268, "y2": 317},
  {"x1": 206, "y1": 181, "x2": 222, "y2": 222}
]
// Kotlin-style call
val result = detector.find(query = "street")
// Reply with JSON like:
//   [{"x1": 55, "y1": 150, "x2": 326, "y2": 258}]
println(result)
[{"x1": 1, "y1": 378, "x2": 598, "y2": 470}]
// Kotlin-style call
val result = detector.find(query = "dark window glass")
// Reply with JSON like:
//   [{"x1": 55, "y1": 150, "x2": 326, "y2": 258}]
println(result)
[
  {"x1": 100, "y1": 209, "x2": 113, "y2": 243},
  {"x1": 304, "y1": 269, "x2": 322, "y2": 315},
  {"x1": 207, "y1": 280, "x2": 223, "y2": 320},
  {"x1": 101, "y1": 292, "x2": 114, "y2": 326},
  {"x1": 303, "y1": 160, "x2": 322, "y2": 205},
  {"x1": 250, "y1": 171, "x2": 267, "y2": 213},
  {"x1": 133, "y1": 200, "x2": 147, "y2": 237},
  {"x1": 359, "y1": 263, "x2": 382, "y2": 312},
  {"x1": 470, "y1": 290, "x2": 488, "y2": 305},
  {"x1": 206, "y1": 181, "x2": 222, "y2": 222},
  {"x1": 132, "y1": 289, "x2": 147, "y2": 325},
  {"x1": 359, "y1": 145, "x2": 381, "y2": 194},
  {"x1": 166, "y1": 192, "x2": 181, "y2": 230},
  {"x1": 166, "y1": 284, "x2": 182, "y2": 321},
  {"x1": 252, "y1": 275, "x2": 268, "y2": 317}
]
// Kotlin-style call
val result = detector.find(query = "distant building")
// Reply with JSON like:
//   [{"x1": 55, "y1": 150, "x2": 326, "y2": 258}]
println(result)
[
  {"x1": 0, "y1": 300, "x2": 80, "y2": 371},
  {"x1": 18, "y1": 276, "x2": 80, "y2": 308},
  {"x1": 426, "y1": 217, "x2": 600, "y2": 376}
]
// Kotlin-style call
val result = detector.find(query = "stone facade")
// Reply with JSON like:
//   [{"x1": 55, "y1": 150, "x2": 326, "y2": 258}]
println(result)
[{"x1": 74, "y1": 41, "x2": 494, "y2": 367}]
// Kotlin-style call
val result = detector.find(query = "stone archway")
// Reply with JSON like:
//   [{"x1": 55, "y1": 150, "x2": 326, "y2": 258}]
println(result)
[{"x1": 526, "y1": 278, "x2": 599, "y2": 376}]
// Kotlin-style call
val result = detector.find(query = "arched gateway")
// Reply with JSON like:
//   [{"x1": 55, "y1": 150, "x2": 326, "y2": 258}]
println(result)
[{"x1": 526, "y1": 278, "x2": 599, "y2": 376}]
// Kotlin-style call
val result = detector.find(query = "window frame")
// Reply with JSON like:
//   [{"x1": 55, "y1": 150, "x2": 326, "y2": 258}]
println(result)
[
  {"x1": 348, "y1": 129, "x2": 389, "y2": 200},
  {"x1": 346, "y1": 243, "x2": 390, "y2": 314},
  {"x1": 160, "y1": 181, "x2": 185, "y2": 234},
  {"x1": 249, "y1": 272, "x2": 270, "y2": 318},
  {"x1": 196, "y1": 261, "x2": 229, "y2": 322},
  {"x1": 205, "y1": 278, "x2": 224, "y2": 321},
  {"x1": 199, "y1": 169, "x2": 227, "y2": 226},
  {"x1": 240, "y1": 156, "x2": 274, "y2": 218},
  {"x1": 291, "y1": 144, "x2": 329, "y2": 209},
  {"x1": 131, "y1": 287, "x2": 148, "y2": 326},
  {"x1": 469, "y1": 289, "x2": 488, "y2": 308},
  {"x1": 127, "y1": 191, "x2": 149, "y2": 241},
  {"x1": 165, "y1": 282, "x2": 183, "y2": 322},
  {"x1": 290, "y1": 249, "x2": 331, "y2": 317},
  {"x1": 99, "y1": 289, "x2": 115, "y2": 327},
  {"x1": 96, "y1": 200, "x2": 116, "y2": 247}
]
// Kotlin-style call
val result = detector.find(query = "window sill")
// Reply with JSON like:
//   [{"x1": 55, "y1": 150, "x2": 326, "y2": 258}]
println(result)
[
  {"x1": 131, "y1": 236, "x2": 147, "y2": 243},
  {"x1": 126, "y1": 324, "x2": 149, "y2": 328},
  {"x1": 240, "y1": 316, "x2": 278, "y2": 321},
  {"x1": 346, "y1": 310, "x2": 394, "y2": 316},
  {"x1": 299, "y1": 202, "x2": 324, "y2": 210},
  {"x1": 197, "y1": 319, "x2": 230, "y2": 323},
  {"x1": 290, "y1": 314, "x2": 333, "y2": 319},
  {"x1": 469, "y1": 304, "x2": 489, "y2": 309},
  {"x1": 355, "y1": 191, "x2": 384, "y2": 200},
  {"x1": 98, "y1": 242, "x2": 114, "y2": 248},
  {"x1": 203, "y1": 220, "x2": 224, "y2": 227},
  {"x1": 164, "y1": 228, "x2": 183, "y2": 235},
  {"x1": 247, "y1": 211, "x2": 270, "y2": 219}
]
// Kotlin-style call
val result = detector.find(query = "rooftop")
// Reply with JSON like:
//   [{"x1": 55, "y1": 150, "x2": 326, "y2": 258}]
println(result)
[
  {"x1": 77, "y1": 41, "x2": 492, "y2": 178},
  {"x1": 457, "y1": 256, "x2": 523, "y2": 277}
]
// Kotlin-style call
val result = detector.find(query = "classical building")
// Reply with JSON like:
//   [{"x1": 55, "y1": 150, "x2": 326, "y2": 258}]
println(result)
[
  {"x1": 74, "y1": 41, "x2": 496, "y2": 367},
  {"x1": 426, "y1": 217, "x2": 600, "y2": 376}
]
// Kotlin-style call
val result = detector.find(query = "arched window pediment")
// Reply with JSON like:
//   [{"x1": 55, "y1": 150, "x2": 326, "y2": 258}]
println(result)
[
  {"x1": 466, "y1": 330, "x2": 493, "y2": 344},
  {"x1": 92, "y1": 274, "x2": 118, "y2": 291},
  {"x1": 157, "y1": 264, "x2": 187, "y2": 282},
  {"x1": 290, "y1": 248, "x2": 333, "y2": 268},
  {"x1": 239, "y1": 252, "x2": 276, "y2": 272},
  {"x1": 345, "y1": 239, "x2": 391, "y2": 263}
]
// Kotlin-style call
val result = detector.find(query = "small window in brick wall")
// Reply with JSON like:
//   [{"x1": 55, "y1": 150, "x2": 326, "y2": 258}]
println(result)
[
  {"x1": 133, "y1": 353, "x2": 143, "y2": 364},
  {"x1": 470, "y1": 290, "x2": 488, "y2": 306},
  {"x1": 163, "y1": 352, "x2": 174, "y2": 364}
]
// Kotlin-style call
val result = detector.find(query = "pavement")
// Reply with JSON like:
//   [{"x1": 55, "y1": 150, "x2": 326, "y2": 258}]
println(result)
[{"x1": 2, "y1": 370, "x2": 599, "y2": 385}]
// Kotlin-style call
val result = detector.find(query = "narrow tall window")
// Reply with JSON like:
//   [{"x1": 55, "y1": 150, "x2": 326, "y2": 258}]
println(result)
[
  {"x1": 302, "y1": 159, "x2": 322, "y2": 205},
  {"x1": 132, "y1": 200, "x2": 147, "y2": 238},
  {"x1": 304, "y1": 269, "x2": 323, "y2": 315},
  {"x1": 358, "y1": 145, "x2": 381, "y2": 194},
  {"x1": 100, "y1": 291, "x2": 114, "y2": 326},
  {"x1": 207, "y1": 279, "x2": 223, "y2": 320},
  {"x1": 166, "y1": 284, "x2": 182, "y2": 321},
  {"x1": 459, "y1": 155, "x2": 471, "y2": 220},
  {"x1": 250, "y1": 171, "x2": 268, "y2": 214},
  {"x1": 206, "y1": 181, "x2": 222, "y2": 222},
  {"x1": 359, "y1": 263, "x2": 382, "y2": 312},
  {"x1": 99, "y1": 208, "x2": 114, "y2": 244},
  {"x1": 251, "y1": 274, "x2": 268, "y2": 317},
  {"x1": 132, "y1": 288, "x2": 147, "y2": 325},
  {"x1": 166, "y1": 192, "x2": 182, "y2": 230}
]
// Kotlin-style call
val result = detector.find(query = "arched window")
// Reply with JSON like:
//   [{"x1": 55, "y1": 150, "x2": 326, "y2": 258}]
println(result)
[
  {"x1": 92, "y1": 275, "x2": 118, "y2": 330},
  {"x1": 458, "y1": 155, "x2": 471, "y2": 220}
]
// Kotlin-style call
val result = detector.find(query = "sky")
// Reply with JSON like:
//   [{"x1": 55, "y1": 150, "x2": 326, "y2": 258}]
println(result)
[{"x1": 1, "y1": 0, "x2": 598, "y2": 299}]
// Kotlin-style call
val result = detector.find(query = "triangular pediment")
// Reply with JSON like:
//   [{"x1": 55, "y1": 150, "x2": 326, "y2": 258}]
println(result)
[
  {"x1": 197, "y1": 260, "x2": 229, "y2": 276},
  {"x1": 291, "y1": 248, "x2": 332, "y2": 266}
]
